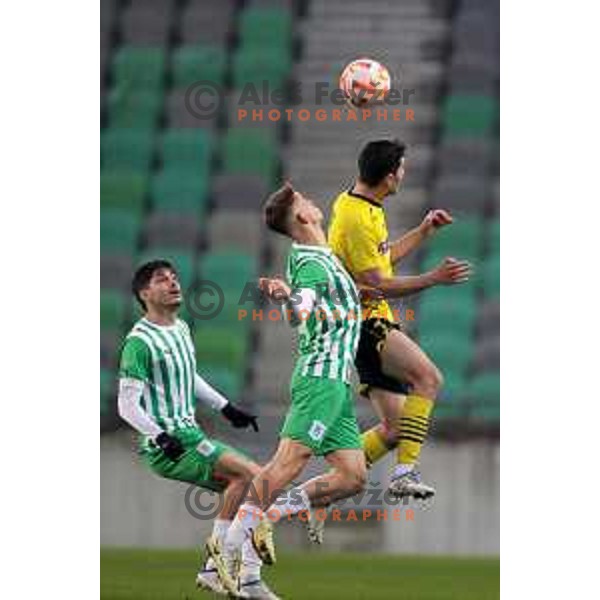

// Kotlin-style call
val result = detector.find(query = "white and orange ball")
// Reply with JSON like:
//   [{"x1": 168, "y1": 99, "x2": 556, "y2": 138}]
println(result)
[{"x1": 339, "y1": 58, "x2": 391, "y2": 108}]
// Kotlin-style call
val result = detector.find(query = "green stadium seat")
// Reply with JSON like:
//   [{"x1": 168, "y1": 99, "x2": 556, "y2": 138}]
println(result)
[
  {"x1": 101, "y1": 289, "x2": 128, "y2": 334},
  {"x1": 159, "y1": 129, "x2": 213, "y2": 169},
  {"x1": 101, "y1": 171, "x2": 147, "y2": 216},
  {"x1": 418, "y1": 289, "x2": 477, "y2": 340},
  {"x1": 488, "y1": 218, "x2": 500, "y2": 254},
  {"x1": 108, "y1": 90, "x2": 162, "y2": 129},
  {"x1": 101, "y1": 368, "x2": 115, "y2": 415},
  {"x1": 101, "y1": 129, "x2": 155, "y2": 171},
  {"x1": 426, "y1": 216, "x2": 484, "y2": 258},
  {"x1": 466, "y1": 372, "x2": 500, "y2": 421},
  {"x1": 481, "y1": 253, "x2": 500, "y2": 297},
  {"x1": 435, "y1": 372, "x2": 468, "y2": 419},
  {"x1": 443, "y1": 94, "x2": 499, "y2": 137},
  {"x1": 101, "y1": 209, "x2": 142, "y2": 256},
  {"x1": 197, "y1": 365, "x2": 243, "y2": 399},
  {"x1": 137, "y1": 248, "x2": 196, "y2": 289},
  {"x1": 194, "y1": 327, "x2": 249, "y2": 372},
  {"x1": 150, "y1": 168, "x2": 209, "y2": 217},
  {"x1": 419, "y1": 334, "x2": 473, "y2": 380},
  {"x1": 112, "y1": 47, "x2": 166, "y2": 92},
  {"x1": 171, "y1": 45, "x2": 227, "y2": 88},
  {"x1": 238, "y1": 8, "x2": 292, "y2": 50},
  {"x1": 221, "y1": 129, "x2": 278, "y2": 181},
  {"x1": 232, "y1": 49, "x2": 291, "y2": 90},
  {"x1": 199, "y1": 251, "x2": 257, "y2": 284}
]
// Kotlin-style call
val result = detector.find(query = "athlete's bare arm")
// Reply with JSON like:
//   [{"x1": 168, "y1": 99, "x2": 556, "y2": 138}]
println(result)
[
  {"x1": 390, "y1": 209, "x2": 453, "y2": 263},
  {"x1": 355, "y1": 257, "x2": 472, "y2": 300}
]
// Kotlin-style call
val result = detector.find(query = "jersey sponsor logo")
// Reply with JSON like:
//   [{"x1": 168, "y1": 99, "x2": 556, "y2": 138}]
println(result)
[
  {"x1": 378, "y1": 240, "x2": 390, "y2": 255},
  {"x1": 196, "y1": 439, "x2": 216, "y2": 457},
  {"x1": 308, "y1": 420, "x2": 327, "y2": 442}
]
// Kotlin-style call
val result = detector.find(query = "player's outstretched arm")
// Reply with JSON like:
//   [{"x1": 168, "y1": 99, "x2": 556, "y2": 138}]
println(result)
[
  {"x1": 194, "y1": 373, "x2": 259, "y2": 431},
  {"x1": 356, "y1": 256, "x2": 472, "y2": 299},
  {"x1": 390, "y1": 209, "x2": 453, "y2": 264}
]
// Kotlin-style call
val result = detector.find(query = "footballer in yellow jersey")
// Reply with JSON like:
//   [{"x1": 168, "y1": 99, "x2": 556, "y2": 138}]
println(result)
[{"x1": 328, "y1": 139, "x2": 472, "y2": 503}]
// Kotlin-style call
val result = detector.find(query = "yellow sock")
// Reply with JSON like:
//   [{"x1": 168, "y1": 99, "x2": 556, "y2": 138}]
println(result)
[
  {"x1": 361, "y1": 427, "x2": 390, "y2": 467},
  {"x1": 396, "y1": 394, "x2": 434, "y2": 466}
]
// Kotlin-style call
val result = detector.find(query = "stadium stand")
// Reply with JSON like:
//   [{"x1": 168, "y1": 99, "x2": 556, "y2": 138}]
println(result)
[{"x1": 101, "y1": 0, "x2": 499, "y2": 435}]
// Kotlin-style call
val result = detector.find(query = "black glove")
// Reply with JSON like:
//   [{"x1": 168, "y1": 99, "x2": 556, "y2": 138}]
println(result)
[
  {"x1": 222, "y1": 403, "x2": 259, "y2": 432},
  {"x1": 155, "y1": 432, "x2": 185, "y2": 461}
]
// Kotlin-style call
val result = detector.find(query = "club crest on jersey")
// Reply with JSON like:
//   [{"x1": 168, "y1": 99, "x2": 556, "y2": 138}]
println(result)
[
  {"x1": 308, "y1": 420, "x2": 327, "y2": 442},
  {"x1": 378, "y1": 240, "x2": 389, "y2": 255}
]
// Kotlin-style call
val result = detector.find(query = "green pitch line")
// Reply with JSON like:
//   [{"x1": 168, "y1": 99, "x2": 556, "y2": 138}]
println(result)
[{"x1": 101, "y1": 548, "x2": 499, "y2": 600}]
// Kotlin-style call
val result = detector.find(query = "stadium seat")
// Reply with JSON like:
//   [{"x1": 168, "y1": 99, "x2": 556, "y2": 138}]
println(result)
[
  {"x1": 112, "y1": 47, "x2": 166, "y2": 92},
  {"x1": 238, "y1": 7, "x2": 293, "y2": 50},
  {"x1": 207, "y1": 210, "x2": 264, "y2": 254},
  {"x1": 431, "y1": 175, "x2": 490, "y2": 216},
  {"x1": 418, "y1": 289, "x2": 477, "y2": 341},
  {"x1": 171, "y1": 45, "x2": 227, "y2": 89},
  {"x1": 165, "y1": 90, "x2": 219, "y2": 130},
  {"x1": 472, "y1": 335, "x2": 500, "y2": 374},
  {"x1": 101, "y1": 172, "x2": 147, "y2": 216},
  {"x1": 443, "y1": 94, "x2": 499, "y2": 137},
  {"x1": 101, "y1": 332, "x2": 120, "y2": 369},
  {"x1": 150, "y1": 168, "x2": 209, "y2": 217},
  {"x1": 178, "y1": 0, "x2": 234, "y2": 46},
  {"x1": 194, "y1": 327, "x2": 249, "y2": 372},
  {"x1": 101, "y1": 255, "x2": 135, "y2": 291},
  {"x1": 488, "y1": 218, "x2": 500, "y2": 254},
  {"x1": 466, "y1": 372, "x2": 500, "y2": 420},
  {"x1": 197, "y1": 365, "x2": 243, "y2": 399},
  {"x1": 101, "y1": 368, "x2": 115, "y2": 415},
  {"x1": 232, "y1": 49, "x2": 291, "y2": 90},
  {"x1": 159, "y1": 129, "x2": 213, "y2": 169},
  {"x1": 101, "y1": 129, "x2": 155, "y2": 171},
  {"x1": 108, "y1": 90, "x2": 163, "y2": 129},
  {"x1": 437, "y1": 138, "x2": 497, "y2": 177},
  {"x1": 221, "y1": 130, "x2": 278, "y2": 181},
  {"x1": 137, "y1": 248, "x2": 196, "y2": 289},
  {"x1": 435, "y1": 372, "x2": 468, "y2": 419},
  {"x1": 211, "y1": 174, "x2": 269, "y2": 210},
  {"x1": 424, "y1": 216, "x2": 484, "y2": 259},
  {"x1": 144, "y1": 212, "x2": 202, "y2": 249},
  {"x1": 101, "y1": 289, "x2": 128, "y2": 334},
  {"x1": 101, "y1": 210, "x2": 142, "y2": 256},
  {"x1": 481, "y1": 253, "x2": 500, "y2": 297},
  {"x1": 419, "y1": 334, "x2": 473, "y2": 379},
  {"x1": 476, "y1": 298, "x2": 500, "y2": 336},
  {"x1": 199, "y1": 251, "x2": 257, "y2": 284},
  {"x1": 120, "y1": 5, "x2": 173, "y2": 47}
]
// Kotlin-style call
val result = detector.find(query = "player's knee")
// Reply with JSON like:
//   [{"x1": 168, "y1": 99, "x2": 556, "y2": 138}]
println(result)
[{"x1": 412, "y1": 363, "x2": 443, "y2": 399}]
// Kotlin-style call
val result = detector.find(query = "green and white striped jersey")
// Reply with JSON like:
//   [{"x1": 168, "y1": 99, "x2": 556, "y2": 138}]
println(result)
[
  {"x1": 285, "y1": 243, "x2": 362, "y2": 383},
  {"x1": 119, "y1": 318, "x2": 198, "y2": 432}
]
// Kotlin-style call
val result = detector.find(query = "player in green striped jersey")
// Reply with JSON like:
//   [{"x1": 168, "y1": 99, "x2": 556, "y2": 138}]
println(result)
[
  {"x1": 224, "y1": 184, "x2": 368, "y2": 598},
  {"x1": 117, "y1": 259, "x2": 273, "y2": 598}
]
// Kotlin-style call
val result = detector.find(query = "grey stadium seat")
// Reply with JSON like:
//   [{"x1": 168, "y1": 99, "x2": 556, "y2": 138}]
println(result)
[
  {"x1": 476, "y1": 299, "x2": 500, "y2": 336},
  {"x1": 432, "y1": 176, "x2": 491, "y2": 216},
  {"x1": 207, "y1": 210, "x2": 264, "y2": 254},
  {"x1": 165, "y1": 90, "x2": 219, "y2": 130},
  {"x1": 101, "y1": 255, "x2": 134, "y2": 291},
  {"x1": 472, "y1": 335, "x2": 500, "y2": 374},
  {"x1": 178, "y1": 1, "x2": 234, "y2": 45},
  {"x1": 438, "y1": 138, "x2": 498, "y2": 178},
  {"x1": 144, "y1": 212, "x2": 202, "y2": 248},
  {"x1": 101, "y1": 331, "x2": 120, "y2": 369},
  {"x1": 211, "y1": 174, "x2": 269, "y2": 211},
  {"x1": 120, "y1": 6, "x2": 173, "y2": 46}
]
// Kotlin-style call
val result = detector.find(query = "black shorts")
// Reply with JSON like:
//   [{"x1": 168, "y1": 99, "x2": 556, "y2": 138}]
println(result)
[{"x1": 355, "y1": 318, "x2": 411, "y2": 397}]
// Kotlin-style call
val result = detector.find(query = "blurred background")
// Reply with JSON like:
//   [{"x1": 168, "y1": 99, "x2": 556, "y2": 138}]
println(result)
[{"x1": 101, "y1": 0, "x2": 499, "y2": 556}]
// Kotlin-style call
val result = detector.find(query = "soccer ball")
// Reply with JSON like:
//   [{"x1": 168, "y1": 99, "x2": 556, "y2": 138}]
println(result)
[{"x1": 339, "y1": 58, "x2": 391, "y2": 108}]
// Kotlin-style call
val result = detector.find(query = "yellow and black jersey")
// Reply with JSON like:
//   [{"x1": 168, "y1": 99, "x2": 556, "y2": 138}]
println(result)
[{"x1": 328, "y1": 189, "x2": 393, "y2": 321}]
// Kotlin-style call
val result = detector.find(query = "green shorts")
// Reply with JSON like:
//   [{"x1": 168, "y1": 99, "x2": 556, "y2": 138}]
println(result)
[
  {"x1": 139, "y1": 427, "x2": 233, "y2": 492},
  {"x1": 281, "y1": 372, "x2": 362, "y2": 456}
]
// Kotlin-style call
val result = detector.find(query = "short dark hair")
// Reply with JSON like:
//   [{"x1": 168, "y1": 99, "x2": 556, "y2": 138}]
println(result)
[
  {"x1": 131, "y1": 259, "x2": 177, "y2": 310},
  {"x1": 358, "y1": 139, "x2": 406, "y2": 186},
  {"x1": 263, "y1": 182, "x2": 296, "y2": 236}
]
